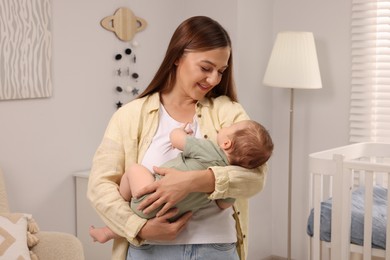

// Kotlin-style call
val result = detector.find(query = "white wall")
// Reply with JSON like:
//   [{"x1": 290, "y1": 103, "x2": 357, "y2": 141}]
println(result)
[
  {"x1": 270, "y1": 0, "x2": 351, "y2": 259},
  {"x1": 236, "y1": 1, "x2": 274, "y2": 258},
  {"x1": 0, "y1": 0, "x2": 352, "y2": 259}
]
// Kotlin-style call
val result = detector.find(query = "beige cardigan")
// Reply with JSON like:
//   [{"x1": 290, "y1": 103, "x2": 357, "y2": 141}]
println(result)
[{"x1": 88, "y1": 93, "x2": 267, "y2": 260}]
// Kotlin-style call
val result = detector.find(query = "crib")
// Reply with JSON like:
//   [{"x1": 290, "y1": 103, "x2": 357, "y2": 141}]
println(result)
[{"x1": 307, "y1": 142, "x2": 390, "y2": 260}]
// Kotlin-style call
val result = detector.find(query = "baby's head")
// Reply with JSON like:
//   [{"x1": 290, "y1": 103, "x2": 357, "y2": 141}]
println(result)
[{"x1": 217, "y1": 120, "x2": 273, "y2": 169}]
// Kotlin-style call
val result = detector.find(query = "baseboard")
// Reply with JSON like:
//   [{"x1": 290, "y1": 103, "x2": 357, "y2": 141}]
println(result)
[{"x1": 261, "y1": 256, "x2": 291, "y2": 260}]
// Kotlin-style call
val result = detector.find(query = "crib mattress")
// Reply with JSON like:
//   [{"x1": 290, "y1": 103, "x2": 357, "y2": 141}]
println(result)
[{"x1": 307, "y1": 186, "x2": 388, "y2": 249}]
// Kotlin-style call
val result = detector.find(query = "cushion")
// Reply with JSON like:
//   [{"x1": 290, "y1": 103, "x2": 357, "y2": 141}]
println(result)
[{"x1": 0, "y1": 213, "x2": 40, "y2": 260}]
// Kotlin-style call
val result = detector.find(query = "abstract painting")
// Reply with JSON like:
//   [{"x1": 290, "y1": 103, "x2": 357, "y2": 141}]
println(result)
[{"x1": 0, "y1": 0, "x2": 52, "y2": 100}]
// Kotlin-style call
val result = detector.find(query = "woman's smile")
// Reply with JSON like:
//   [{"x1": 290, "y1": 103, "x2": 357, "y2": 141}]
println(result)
[{"x1": 197, "y1": 82, "x2": 212, "y2": 92}]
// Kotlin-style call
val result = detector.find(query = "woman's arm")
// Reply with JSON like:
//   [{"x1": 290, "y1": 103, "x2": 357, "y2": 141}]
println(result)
[
  {"x1": 208, "y1": 164, "x2": 267, "y2": 200},
  {"x1": 135, "y1": 165, "x2": 266, "y2": 216},
  {"x1": 134, "y1": 167, "x2": 215, "y2": 216}
]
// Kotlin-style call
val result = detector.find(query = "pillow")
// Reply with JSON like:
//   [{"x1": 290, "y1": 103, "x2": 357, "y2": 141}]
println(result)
[{"x1": 0, "y1": 213, "x2": 40, "y2": 260}]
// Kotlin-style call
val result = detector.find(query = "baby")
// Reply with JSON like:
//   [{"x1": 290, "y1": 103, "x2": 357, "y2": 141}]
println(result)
[{"x1": 90, "y1": 119, "x2": 273, "y2": 243}]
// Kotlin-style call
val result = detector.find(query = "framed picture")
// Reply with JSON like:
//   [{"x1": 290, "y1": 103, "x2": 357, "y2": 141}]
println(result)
[{"x1": 0, "y1": 0, "x2": 52, "y2": 100}]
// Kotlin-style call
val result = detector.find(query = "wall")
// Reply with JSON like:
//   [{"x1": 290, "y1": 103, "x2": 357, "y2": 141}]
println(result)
[
  {"x1": 0, "y1": 0, "x2": 352, "y2": 259},
  {"x1": 270, "y1": 0, "x2": 351, "y2": 259},
  {"x1": 236, "y1": 1, "x2": 274, "y2": 258}
]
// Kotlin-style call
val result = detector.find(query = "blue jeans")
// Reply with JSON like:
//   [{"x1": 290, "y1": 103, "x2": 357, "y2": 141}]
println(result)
[{"x1": 127, "y1": 243, "x2": 239, "y2": 260}]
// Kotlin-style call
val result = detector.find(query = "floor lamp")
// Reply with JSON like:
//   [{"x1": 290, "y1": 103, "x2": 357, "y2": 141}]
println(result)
[{"x1": 262, "y1": 31, "x2": 322, "y2": 260}]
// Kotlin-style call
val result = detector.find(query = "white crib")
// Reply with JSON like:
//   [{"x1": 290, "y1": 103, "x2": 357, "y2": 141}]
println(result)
[{"x1": 308, "y1": 142, "x2": 390, "y2": 260}]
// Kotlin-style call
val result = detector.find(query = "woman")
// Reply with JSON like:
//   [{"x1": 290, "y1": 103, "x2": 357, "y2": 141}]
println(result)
[{"x1": 87, "y1": 16, "x2": 267, "y2": 260}]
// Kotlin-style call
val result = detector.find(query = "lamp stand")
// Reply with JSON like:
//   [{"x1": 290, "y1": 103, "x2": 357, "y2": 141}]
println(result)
[
  {"x1": 287, "y1": 88, "x2": 294, "y2": 260},
  {"x1": 262, "y1": 31, "x2": 322, "y2": 260}
]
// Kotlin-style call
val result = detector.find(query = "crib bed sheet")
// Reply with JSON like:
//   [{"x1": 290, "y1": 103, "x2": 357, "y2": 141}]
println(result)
[{"x1": 307, "y1": 186, "x2": 387, "y2": 249}]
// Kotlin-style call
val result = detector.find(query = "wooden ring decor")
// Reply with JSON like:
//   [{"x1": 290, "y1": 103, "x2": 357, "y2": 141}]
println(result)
[{"x1": 101, "y1": 7, "x2": 147, "y2": 42}]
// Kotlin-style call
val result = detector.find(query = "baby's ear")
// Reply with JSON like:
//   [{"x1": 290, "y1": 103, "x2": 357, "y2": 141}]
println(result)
[{"x1": 222, "y1": 139, "x2": 232, "y2": 150}]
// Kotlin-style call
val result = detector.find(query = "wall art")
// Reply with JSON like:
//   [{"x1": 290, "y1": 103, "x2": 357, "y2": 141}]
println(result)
[
  {"x1": 101, "y1": 7, "x2": 147, "y2": 42},
  {"x1": 113, "y1": 44, "x2": 141, "y2": 109},
  {"x1": 0, "y1": 0, "x2": 52, "y2": 100}
]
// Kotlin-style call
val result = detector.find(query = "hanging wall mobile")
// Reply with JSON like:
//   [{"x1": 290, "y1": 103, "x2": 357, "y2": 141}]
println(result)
[{"x1": 101, "y1": 7, "x2": 147, "y2": 109}]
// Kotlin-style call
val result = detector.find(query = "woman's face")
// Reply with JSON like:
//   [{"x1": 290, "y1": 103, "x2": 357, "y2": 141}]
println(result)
[{"x1": 174, "y1": 47, "x2": 230, "y2": 101}]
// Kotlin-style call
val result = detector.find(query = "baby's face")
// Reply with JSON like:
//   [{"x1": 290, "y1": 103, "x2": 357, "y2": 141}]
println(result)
[{"x1": 217, "y1": 121, "x2": 249, "y2": 148}]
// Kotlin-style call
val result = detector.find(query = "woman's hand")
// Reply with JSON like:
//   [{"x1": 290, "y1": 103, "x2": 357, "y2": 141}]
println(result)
[
  {"x1": 137, "y1": 210, "x2": 192, "y2": 241},
  {"x1": 134, "y1": 167, "x2": 193, "y2": 216},
  {"x1": 134, "y1": 167, "x2": 215, "y2": 217}
]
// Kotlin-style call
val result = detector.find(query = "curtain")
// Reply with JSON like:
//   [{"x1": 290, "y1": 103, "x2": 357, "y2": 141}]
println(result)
[{"x1": 350, "y1": 0, "x2": 390, "y2": 142}]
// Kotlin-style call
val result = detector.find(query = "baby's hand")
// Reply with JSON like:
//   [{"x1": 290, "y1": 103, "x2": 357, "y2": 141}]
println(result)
[
  {"x1": 183, "y1": 123, "x2": 194, "y2": 135},
  {"x1": 170, "y1": 123, "x2": 193, "y2": 150}
]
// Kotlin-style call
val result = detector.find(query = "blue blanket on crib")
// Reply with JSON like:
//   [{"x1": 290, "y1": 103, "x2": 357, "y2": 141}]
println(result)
[{"x1": 307, "y1": 186, "x2": 387, "y2": 249}]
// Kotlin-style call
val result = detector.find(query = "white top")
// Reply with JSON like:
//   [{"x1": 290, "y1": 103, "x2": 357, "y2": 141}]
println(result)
[{"x1": 141, "y1": 104, "x2": 236, "y2": 244}]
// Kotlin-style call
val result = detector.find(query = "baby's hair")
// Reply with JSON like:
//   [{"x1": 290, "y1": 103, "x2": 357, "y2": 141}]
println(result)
[{"x1": 228, "y1": 120, "x2": 274, "y2": 169}]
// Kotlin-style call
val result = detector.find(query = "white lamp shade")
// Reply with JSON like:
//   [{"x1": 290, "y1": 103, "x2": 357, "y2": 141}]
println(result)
[{"x1": 263, "y1": 31, "x2": 322, "y2": 89}]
